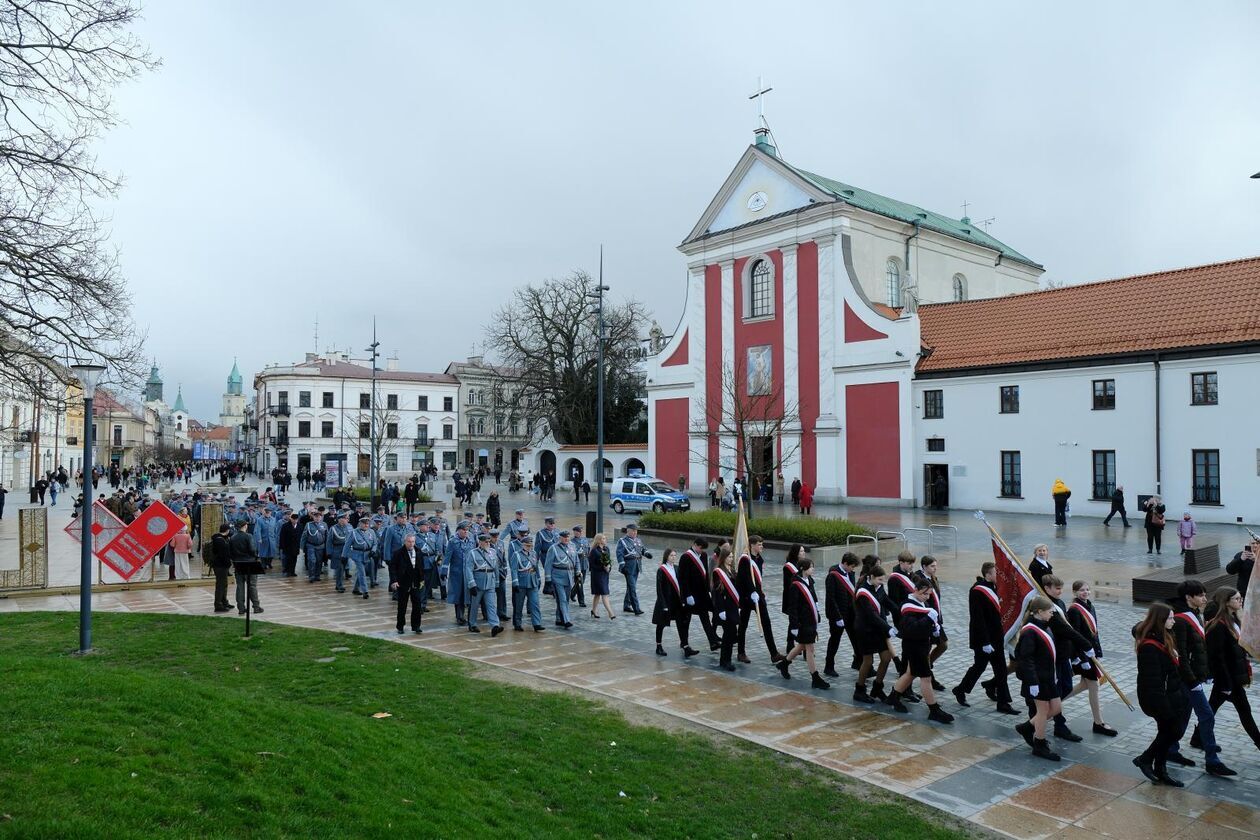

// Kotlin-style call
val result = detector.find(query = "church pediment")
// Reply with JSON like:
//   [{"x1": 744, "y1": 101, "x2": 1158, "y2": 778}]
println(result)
[{"x1": 682, "y1": 145, "x2": 831, "y2": 246}]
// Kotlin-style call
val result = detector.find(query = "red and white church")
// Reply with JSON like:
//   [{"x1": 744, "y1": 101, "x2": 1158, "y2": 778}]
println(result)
[{"x1": 647, "y1": 129, "x2": 1044, "y2": 505}]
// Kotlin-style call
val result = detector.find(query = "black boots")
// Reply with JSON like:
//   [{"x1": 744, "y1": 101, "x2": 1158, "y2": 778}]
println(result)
[
  {"x1": 927, "y1": 703, "x2": 954, "y2": 724},
  {"x1": 885, "y1": 689, "x2": 909, "y2": 713},
  {"x1": 656, "y1": 644, "x2": 667, "y2": 657},
  {"x1": 853, "y1": 684, "x2": 875, "y2": 704},
  {"x1": 811, "y1": 671, "x2": 831, "y2": 690},
  {"x1": 952, "y1": 686, "x2": 970, "y2": 707},
  {"x1": 1032, "y1": 738, "x2": 1061, "y2": 761},
  {"x1": 1015, "y1": 721, "x2": 1034, "y2": 746},
  {"x1": 870, "y1": 681, "x2": 887, "y2": 701},
  {"x1": 776, "y1": 660, "x2": 792, "y2": 680}
]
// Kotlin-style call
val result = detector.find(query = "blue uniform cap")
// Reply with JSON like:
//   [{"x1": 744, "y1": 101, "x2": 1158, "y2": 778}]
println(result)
[
  {"x1": 456, "y1": 522, "x2": 468, "y2": 531},
  {"x1": 544, "y1": 516, "x2": 555, "y2": 524},
  {"x1": 477, "y1": 533, "x2": 491, "y2": 542},
  {"x1": 514, "y1": 509, "x2": 524, "y2": 515},
  {"x1": 625, "y1": 523, "x2": 637, "y2": 531},
  {"x1": 558, "y1": 530, "x2": 570, "y2": 537},
  {"x1": 572, "y1": 525, "x2": 583, "y2": 532}
]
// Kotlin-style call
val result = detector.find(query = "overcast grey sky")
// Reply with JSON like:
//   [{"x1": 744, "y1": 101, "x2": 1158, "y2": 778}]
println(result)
[{"x1": 95, "y1": 1, "x2": 1260, "y2": 419}]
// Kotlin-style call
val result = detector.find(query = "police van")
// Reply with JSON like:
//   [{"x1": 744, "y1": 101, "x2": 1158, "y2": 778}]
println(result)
[{"x1": 609, "y1": 473, "x2": 691, "y2": 514}]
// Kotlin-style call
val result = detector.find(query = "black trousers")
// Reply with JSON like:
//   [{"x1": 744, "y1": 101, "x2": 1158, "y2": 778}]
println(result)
[
  {"x1": 1137, "y1": 713, "x2": 1186, "y2": 772},
  {"x1": 737, "y1": 599, "x2": 779, "y2": 658},
  {"x1": 1209, "y1": 683, "x2": 1260, "y2": 747},
  {"x1": 957, "y1": 647, "x2": 1012, "y2": 702},
  {"x1": 824, "y1": 623, "x2": 851, "y2": 671},
  {"x1": 679, "y1": 606, "x2": 717, "y2": 648},
  {"x1": 213, "y1": 567, "x2": 231, "y2": 610},
  {"x1": 716, "y1": 612, "x2": 738, "y2": 666},
  {"x1": 396, "y1": 583, "x2": 423, "y2": 631},
  {"x1": 1104, "y1": 504, "x2": 1129, "y2": 525},
  {"x1": 1146, "y1": 527, "x2": 1163, "y2": 552}
]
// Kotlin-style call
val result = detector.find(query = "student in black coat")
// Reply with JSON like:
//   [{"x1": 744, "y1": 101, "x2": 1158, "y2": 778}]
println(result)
[
  {"x1": 1015, "y1": 596, "x2": 1062, "y2": 761},
  {"x1": 1203, "y1": 588, "x2": 1260, "y2": 750},
  {"x1": 1065, "y1": 581, "x2": 1118, "y2": 736},
  {"x1": 1039, "y1": 576, "x2": 1094, "y2": 743},
  {"x1": 711, "y1": 548, "x2": 741, "y2": 672},
  {"x1": 678, "y1": 538, "x2": 718, "y2": 651},
  {"x1": 1226, "y1": 540, "x2": 1257, "y2": 597},
  {"x1": 652, "y1": 549, "x2": 692, "y2": 657},
  {"x1": 886, "y1": 575, "x2": 953, "y2": 724},
  {"x1": 953, "y1": 561, "x2": 1017, "y2": 713},
  {"x1": 1027, "y1": 544, "x2": 1053, "y2": 590},
  {"x1": 775, "y1": 557, "x2": 829, "y2": 689},
  {"x1": 781, "y1": 545, "x2": 806, "y2": 654},
  {"x1": 1132, "y1": 602, "x2": 1191, "y2": 786},
  {"x1": 735, "y1": 536, "x2": 781, "y2": 664},
  {"x1": 852, "y1": 557, "x2": 894, "y2": 704},
  {"x1": 822, "y1": 552, "x2": 860, "y2": 677}
]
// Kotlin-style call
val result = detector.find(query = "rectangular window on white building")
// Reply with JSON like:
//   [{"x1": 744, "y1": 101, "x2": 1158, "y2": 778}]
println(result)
[
  {"x1": 1091, "y1": 450, "x2": 1116, "y2": 499},
  {"x1": 999, "y1": 386, "x2": 1020, "y2": 414},
  {"x1": 442, "y1": 451, "x2": 456, "y2": 470},
  {"x1": 321, "y1": 421, "x2": 333, "y2": 438},
  {"x1": 1000, "y1": 451, "x2": 1021, "y2": 497},
  {"x1": 443, "y1": 397, "x2": 453, "y2": 412},
  {"x1": 417, "y1": 395, "x2": 428, "y2": 411},
  {"x1": 923, "y1": 390, "x2": 943, "y2": 419},
  {"x1": 385, "y1": 453, "x2": 397, "y2": 471},
  {"x1": 416, "y1": 424, "x2": 428, "y2": 445},
  {"x1": 926, "y1": 438, "x2": 945, "y2": 452},
  {"x1": 1092, "y1": 379, "x2": 1115, "y2": 410},
  {"x1": 386, "y1": 423, "x2": 398, "y2": 439},
  {"x1": 1192, "y1": 449, "x2": 1221, "y2": 504},
  {"x1": 442, "y1": 424, "x2": 453, "y2": 440},
  {"x1": 299, "y1": 391, "x2": 311, "y2": 407},
  {"x1": 322, "y1": 392, "x2": 334, "y2": 408},
  {"x1": 386, "y1": 394, "x2": 398, "y2": 410},
  {"x1": 1191, "y1": 372, "x2": 1217, "y2": 406},
  {"x1": 298, "y1": 421, "x2": 310, "y2": 438}
]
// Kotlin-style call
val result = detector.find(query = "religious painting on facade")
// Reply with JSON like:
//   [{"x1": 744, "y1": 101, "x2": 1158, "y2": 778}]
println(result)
[{"x1": 747, "y1": 345, "x2": 772, "y2": 395}]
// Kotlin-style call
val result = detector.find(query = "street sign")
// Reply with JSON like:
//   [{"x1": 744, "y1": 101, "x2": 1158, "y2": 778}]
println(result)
[
  {"x1": 63, "y1": 500, "x2": 126, "y2": 553},
  {"x1": 95, "y1": 501, "x2": 184, "y2": 581}
]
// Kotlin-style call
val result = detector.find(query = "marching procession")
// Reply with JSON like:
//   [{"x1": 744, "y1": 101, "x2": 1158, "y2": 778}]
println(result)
[{"x1": 147, "y1": 478, "x2": 1260, "y2": 794}]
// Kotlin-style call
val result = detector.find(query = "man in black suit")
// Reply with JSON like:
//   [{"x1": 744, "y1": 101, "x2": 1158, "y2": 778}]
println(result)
[
  {"x1": 278, "y1": 513, "x2": 301, "y2": 577},
  {"x1": 390, "y1": 533, "x2": 424, "y2": 635}
]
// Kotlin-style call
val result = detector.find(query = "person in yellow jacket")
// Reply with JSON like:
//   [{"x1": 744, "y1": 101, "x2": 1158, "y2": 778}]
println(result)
[{"x1": 1052, "y1": 479, "x2": 1071, "y2": 527}]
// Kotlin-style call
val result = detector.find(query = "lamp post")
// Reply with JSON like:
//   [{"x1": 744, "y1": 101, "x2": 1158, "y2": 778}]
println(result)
[
  {"x1": 588, "y1": 249, "x2": 610, "y2": 534},
  {"x1": 366, "y1": 322, "x2": 380, "y2": 510},
  {"x1": 71, "y1": 363, "x2": 105, "y2": 654}
]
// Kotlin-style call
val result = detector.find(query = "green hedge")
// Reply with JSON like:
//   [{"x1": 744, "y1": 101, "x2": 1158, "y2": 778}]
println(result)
[
  {"x1": 348, "y1": 486, "x2": 431, "y2": 503},
  {"x1": 637, "y1": 510, "x2": 871, "y2": 546}
]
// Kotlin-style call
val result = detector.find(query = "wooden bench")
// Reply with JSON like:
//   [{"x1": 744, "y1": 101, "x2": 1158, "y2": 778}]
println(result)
[{"x1": 1132, "y1": 544, "x2": 1235, "y2": 603}]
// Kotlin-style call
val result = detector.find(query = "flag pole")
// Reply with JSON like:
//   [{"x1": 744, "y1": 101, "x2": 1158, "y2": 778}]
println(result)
[
  {"x1": 980, "y1": 513, "x2": 1134, "y2": 712},
  {"x1": 733, "y1": 500, "x2": 761, "y2": 632}
]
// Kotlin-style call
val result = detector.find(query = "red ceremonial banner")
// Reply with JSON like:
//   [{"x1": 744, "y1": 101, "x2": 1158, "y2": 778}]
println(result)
[
  {"x1": 992, "y1": 537, "x2": 1038, "y2": 648},
  {"x1": 95, "y1": 501, "x2": 184, "y2": 581}
]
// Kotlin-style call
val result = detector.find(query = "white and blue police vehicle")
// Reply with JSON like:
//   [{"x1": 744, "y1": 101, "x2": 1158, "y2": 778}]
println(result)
[{"x1": 609, "y1": 473, "x2": 690, "y2": 514}]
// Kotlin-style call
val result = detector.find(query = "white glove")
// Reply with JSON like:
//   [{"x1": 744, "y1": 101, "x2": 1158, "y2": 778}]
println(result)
[
  {"x1": 835, "y1": 619, "x2": 844, "y2": 628},
  {"x1": 718, "y1": 611, "x2": 727, "y2": 621},
  {"x1": 1193, "y1": 682, "x2": 1207, "y2": 694},
  {"x1": 889, "y1": 627, "x2": 899, "y2": 638},
  {"x1": 926, "y1": 608, "x2": 939, "y2": 622},
  {"x1": 982, "y1": 644, "x2": 994, "y2": 654},
  {"x1": 789, "y1": 628, "x2": 798, "y2": 635},
  {"x1": 1030, "y1": 685, "x2": 1039, "y2": 698},
  {"x1": 1084, "y1": 649, "x2": 1096, "y2": 659},
  {"x1": 751, "y1": 592, "x2": 760, "y2": 604},
  {"x1": 685, "y1": 596, "x2": 695, "y2": 606},
  {"x1": 1081, "y1": 661, "x2": 1093, "y2": 672},
  {"x1": 933, "y1": 627, "x2": 941, "y2": 637}
]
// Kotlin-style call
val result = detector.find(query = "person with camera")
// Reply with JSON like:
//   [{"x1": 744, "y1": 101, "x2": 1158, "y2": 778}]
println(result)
[
  {"x1": 1226, "y1": 539, "x2": 1256, "y2": 596},
  {"x1": 1143, "y1": 496, "x2": 1167, "y2": 555}
]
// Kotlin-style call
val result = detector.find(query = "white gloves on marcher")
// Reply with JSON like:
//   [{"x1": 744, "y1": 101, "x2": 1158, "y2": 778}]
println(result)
[
  {"x1": 835, "y1": 619, "x2": 844, "y2": 628},
  {"x1": 1030, "y1": 685, "x2": 1040, "y2": 698},
  {"x1": 718, "y1": 611, "x2": 726, "y2": 621},
  {"x1": 926, "y1": 608, "x2": 939, "y2": 622},
  {"x1": 685, "y1": 596, "x2": 695, "y2": 606},
  {"x1": 889, "y1": 627, "x2": 898, "y2": 638},
  {"x1": 751, "y1": 592, "x2": 760, "y2": 604},
  {"x1": 982, "y1": 644, "x2": 994, "y2": 654}
]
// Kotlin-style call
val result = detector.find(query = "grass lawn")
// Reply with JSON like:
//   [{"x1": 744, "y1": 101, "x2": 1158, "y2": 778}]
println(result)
[{"x1": 0, "y1": 613, "x2": 971, "y2": 839}]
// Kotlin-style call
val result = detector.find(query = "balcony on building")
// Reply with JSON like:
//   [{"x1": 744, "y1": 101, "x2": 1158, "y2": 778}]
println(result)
[
  {"x1": 267, "y1": 404, "x2": 291, "y2": 417},
  {"x1": 413, "y1": 437, "x2": 430, "y2": 448},
  {"x1": 269, "y1": 435, "x2": 289, "y2": 446}
]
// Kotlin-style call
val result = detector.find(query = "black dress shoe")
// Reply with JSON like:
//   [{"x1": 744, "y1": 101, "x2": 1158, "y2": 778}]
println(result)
[
  {"x1": 513, "y1": 625, "x2": 524, "y2": 632},
  {"x1": 491, "y1": 625, "x2": 504, "y2": 637},
  {"x1": 1132, "y1": 756, "x2": 1158, "y2": 783},
  {"x1": 396, "y1": 628, "x2": 406, "y2": 635},
  {"x1": 995, "y1": 703, "x2": 1020, "y2": 716},
  {"x1": 721, "y1": 663, "x2": 736, "y2": 672},
  {"x1": 533, "y1": 625, "x2": 545, "y2": 632},
  {"x1": 1166, "y1": 753, "x2": 1195, "y2": 767},
  {"x1": 952, "y1": 687, "x2": 970, "y2": 707},
  {"x1": 1155, "y1": 771, "x2": 1184, "y2": 788},
  {"x1": 931, "y1": 678, "x2": 946, "y2": 692},
  {"x1": 823, "y1": 668, "x2": 839, "y2": 678},
  {"x1": 1053, "y1": 725, "x2": 1083, "y2": 743},
  {"x1": 1092, "y1": 722, "x2": 1118, "y2": 737},
  {"x1": 656, "y1": 645, "x2": 667, "y2": 656},
  {"x1": 1015, "y1": 721, "x2": 1034, "y2": 746},
  {"x1": 468, "y1": 626, "x2": 481, "y2": 633},
  {"x1": 412, "y1": 627, "x2": 423, "y2": 634},
  {"x1": 683, "y1": 647, "x2": 699, "y2": 658},
  {"x1": 1206, "y1": 762, "x2": 1237, "y2": 777}
]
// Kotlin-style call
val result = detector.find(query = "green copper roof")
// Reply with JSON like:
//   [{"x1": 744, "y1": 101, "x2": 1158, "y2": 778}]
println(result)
[
  {"x1": 226, "y1": 359, "x2": 243, "y2": 395},
  {"x1": 146, "y1": 365, "x2": 162, "y2": 385},
  {"x1": 173, "y1": 386, "x2": 186, "y2": 413},
  {"x1": 782, "y1": 162, "x2": 1042, "y2": 269}
]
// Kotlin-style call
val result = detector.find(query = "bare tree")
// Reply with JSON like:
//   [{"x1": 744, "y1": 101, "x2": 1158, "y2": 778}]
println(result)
[
  {"x1": 690, "y1": 356, "x2": 802, "y2": 518},
  {"x1": 348, "y1": 409, "x2": 402, "y2": 481},
  {"x1": 486, "y1": 271, "x2": 649, "y2": 445},
  {"x1": 0, "y1": 1, "x2": 158, "y2": 402}
]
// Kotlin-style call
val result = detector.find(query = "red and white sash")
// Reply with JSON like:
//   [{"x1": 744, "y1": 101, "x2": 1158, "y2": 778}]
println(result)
[
  {"x1": 888, "y1": 571, "x2": 914, "y2": 594},
  {"x1": 829, "y1": 568, "x2": 856, "y2": 595},
  {"x1": 974, "y1": 583, "x2": 1001, "y2": 612},
  {"x1": 684, "y1": 549, "x2": 707, "y2": 578},
  {"x1": 661, "y1": 563, "x2": 681, "y2": 597},
  {"x1": 1070, "y1": 601, "x2": 1098, "y2": 636},
  {"x1": 792, "y1": 579, "x2": 820, "y2": 622},
  {"x1": 856, "y1": 587, "x2": 881, "y2": 613},
  {"x1": 1021, "y1": 623, "x2": 1056, "y2": 663},
  {"x1": 783, "y1": 561, "x2": 798, "y2": 577},
  {"x1": 715, "y1": 568, "x2": 740, "y2": 605},
  {"x1": 901, "y1": 601, "x2": 932, "y2": 616},
  {"x1": 1174, "y1": 611, "x2": 1205, "y2": 639},
  {"x1": 748, "y1": 555, "x2": 763, "y2": 588}
]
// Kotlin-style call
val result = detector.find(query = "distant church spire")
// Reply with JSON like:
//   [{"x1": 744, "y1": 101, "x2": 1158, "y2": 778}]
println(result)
[
  {"x1": 226, "y1": 358, "x2": 243, "y2": 396},
  {"x1": 173, "y1": 385, "x2": 187, "y2": 413},
  {"x1": 144, "y1": 362, "x2": 163, "y2": 402}
]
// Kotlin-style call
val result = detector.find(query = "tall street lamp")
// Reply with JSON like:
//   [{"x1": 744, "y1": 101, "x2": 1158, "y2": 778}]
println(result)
[
  {"x1": 366, "y1": 321, "x2": 380, "y2": 510},
  {"x1": 587, "y1": 249, "x2": 610, "y2": 534},
  {"x1": 71, "y1": 362, "x2": 105, "y2": 654}
]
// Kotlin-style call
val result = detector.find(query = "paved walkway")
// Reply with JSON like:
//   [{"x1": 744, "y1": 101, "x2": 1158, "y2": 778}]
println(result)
[{"x1": 4, "y1": 482, "x2": 1259, "y2": 839}]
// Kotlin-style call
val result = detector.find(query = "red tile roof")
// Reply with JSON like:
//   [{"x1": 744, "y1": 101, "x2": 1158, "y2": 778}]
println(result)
[
  {"x1": 917, "y1": 256, "x2": 1260, "y2": 373},
  {"x1": 272, "y1": 360, "x2": 457, "y2": 384}
]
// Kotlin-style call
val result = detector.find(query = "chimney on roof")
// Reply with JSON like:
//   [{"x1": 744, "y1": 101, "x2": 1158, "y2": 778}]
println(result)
[
  {"x1": 386, "y1": 356, "x2": 399, "y2": 372},
  {"x1": 305, "y1": 352, "x2": 317, "y2": 363},
  {"x1": 753, "y1": 127, "x2": 777, "y2": 158},
  {"x1": 468, "y1": 354, "x2": 484, "y2": 366}
]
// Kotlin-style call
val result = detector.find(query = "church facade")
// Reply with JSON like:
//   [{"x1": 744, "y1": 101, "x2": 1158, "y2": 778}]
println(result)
[
  {"x1": 647, "y1": 132, "x2": 1042, "y2": 505},
  {"x1": 647, "y1": 134, "x2": 1260, "y2": 523}
]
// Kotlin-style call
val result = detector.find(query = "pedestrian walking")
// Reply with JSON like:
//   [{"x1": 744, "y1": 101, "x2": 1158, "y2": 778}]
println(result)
[
  {"x1": 1015, "y1": 596, "x2": 1062, "y2": 761},
  {"x1": 1203, "y1": 587, "x2": 1260, "y2": 751},
  {"x1": 775, "y1": 556, "x2": 829, "y2": 689},
  {"x1": 1178, "y1": 512, "x2": 1198, "y2": 556},
  {"x1": 1065, "y1": 581, "x2": 1118, "y2": 736},
  {"x1": 1168, "y1": 580, "x2": 1236, "y2": 776},
  {"x1": 229, "y1": 520, "x2": 262, "y2": 615},
  {"x1": 587, "y1": 533, "x2": 615, "y2": 619},
  {"x1": 798, "y1": 481, "x2": 813, "y2": 515},
  {"x1": 544, "y1": 530, "x2": 577, "y2": 629},
  {"x1": 616, "y1": 523, "x2": 648, "y2": 615},
  {"x1": 389, "y1": 533, "x2": 424, "y2": 634},
  {"x1": 1103, "y1": 485, "x2": 1130, "y2": 527},
  {"x1": 711, "y1": 547, "x2": 741, "y2": 672},
  {"x1": 1051, "y1": 478, "x2": 1071, "y2": 526},
  {"x1": 209, "y1": 524, "x2": 233, "y2": 613},
  {"x1": 822, "y1": 552, "x2": 859, "y2": 677},
  {"x1": 885, "y1": 575, "x2": 953, "y2": 723},
  {"x1": 1132, "y1": 602, "x2": 1190, "y2": 786},
  {"x1": 467, "y1": 532, "x2": 504, "y2": 636},
  {"x1": 510, "y1": 533, "x2": 545, "y2": 632},
  {"x1": 953, "y1": 560, "x2": 1017, "y2": 714},
  {"x1": 171, "y1": 526, "x2": 194, "y2": 580},
  {"x1": 653, "y1": 548, "x2": 689, "y2": 656},
  {"x1": 736, "y1": 535, "x2": 782, "y2": 665}
]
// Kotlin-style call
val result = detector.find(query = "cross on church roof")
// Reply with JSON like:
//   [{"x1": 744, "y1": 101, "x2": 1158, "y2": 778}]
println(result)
[{"x1": 748, "y1": 76, "x2": 772, "y2": 127}]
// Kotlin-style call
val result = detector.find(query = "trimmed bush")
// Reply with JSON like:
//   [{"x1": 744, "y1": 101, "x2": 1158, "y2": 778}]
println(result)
[
  {"x1": 349, "y1": 486, "x2": 430, "y2": 503},
  {"x1": 637, "y1": 510, "x2": 871, "y2": 546}
]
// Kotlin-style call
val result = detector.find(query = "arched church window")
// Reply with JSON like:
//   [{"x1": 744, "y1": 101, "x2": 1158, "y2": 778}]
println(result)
[
  {"x1": 952, "y1": 273, "x2": 968, "y2": 302},
  {"x1": 749, "y1": 259, "x2": 773, "y2": 318},
  {"x1": 886, "y1": 259, "x2": 902, "y2": 307}
]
